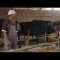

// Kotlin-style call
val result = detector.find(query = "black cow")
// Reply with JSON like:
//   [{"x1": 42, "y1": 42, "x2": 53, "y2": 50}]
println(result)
[
  {"x1": 19, "y1": 21, "x2": 46, "y2": 36},
  {"x1": 17, "y1": 20, "x2": 55, "y2": 45},
  {"x1": 53, "y1": 21, "x2": 60, "y2": 37},
  {"x1": 18, "y1": 20, "x2": 55, "y2": 37},
  {"x1": 33, "y1": 20, "x2": 55, "y2": 34},
  {"x1": 0, "y1": 19, "x2": 5, "y2": 36}
]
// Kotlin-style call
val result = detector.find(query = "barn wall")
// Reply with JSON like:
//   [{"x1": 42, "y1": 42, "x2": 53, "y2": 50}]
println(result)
[{"x1": 0, "y1": 8, "x2": 60, "y2": 22}]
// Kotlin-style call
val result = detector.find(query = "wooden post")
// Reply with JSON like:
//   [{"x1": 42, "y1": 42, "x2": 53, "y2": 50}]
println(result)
[
  {"x1": 45, "y1": 24, "x2": 49, "y2": 52},
  {"x1": 46, "y1": 42, "x2": 49, "y2": 52},
  {"x1": 25, "y1": 30, "x2": 30, "y2": 46},
  {"x1": 45, "y1": 35, "x2": 49, "y2": 52},
  {"x1": 45, "y1": 31, "x2": 46, "y2": 43}
]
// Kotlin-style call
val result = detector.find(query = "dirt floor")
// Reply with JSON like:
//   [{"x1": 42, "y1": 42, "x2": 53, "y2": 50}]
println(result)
[{"x1": 0, "y1": 33, "x2": 58, "y2": 52}]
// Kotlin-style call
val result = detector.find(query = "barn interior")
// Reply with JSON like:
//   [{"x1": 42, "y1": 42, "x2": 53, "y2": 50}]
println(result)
[{"x1": 0, "y1": 7, "x2": 60, "y2": 52}]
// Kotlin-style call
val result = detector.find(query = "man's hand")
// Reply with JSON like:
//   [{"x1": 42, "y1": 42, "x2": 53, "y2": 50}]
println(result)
[{"x1": 3, "y1": 31, "x2": 11, "y2": 46}]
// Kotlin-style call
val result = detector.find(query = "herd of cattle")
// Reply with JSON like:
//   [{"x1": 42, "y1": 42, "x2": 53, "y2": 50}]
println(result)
[{"x1": 0, "y1": 19, "x2": 60, "y2": 38}]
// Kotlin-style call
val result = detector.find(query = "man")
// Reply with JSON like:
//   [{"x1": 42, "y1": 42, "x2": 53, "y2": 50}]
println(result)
[{"x1": 2, "y1": 10, "x2": 18, "y2": 52}]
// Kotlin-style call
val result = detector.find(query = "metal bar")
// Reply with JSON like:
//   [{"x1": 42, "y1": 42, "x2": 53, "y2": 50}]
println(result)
[
  {"x1": 25, "y1": 30, "x2": 30, "y2": 46},
  {"x1": 18, "y1": 39, "x2": 27, "y2": 41},
  {"x1": 18, "y1": 37, "x2": 44, "y2": 42},
  {"x1": 46, "y1": 42, "x2": 49, "y2": 52},
  {"x1": 18, "y1": 34, "x2": 57, "y2": 42}
]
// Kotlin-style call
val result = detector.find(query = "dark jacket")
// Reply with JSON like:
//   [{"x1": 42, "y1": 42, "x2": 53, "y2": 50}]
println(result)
[{"x1": 2, "y1": 18, "x2": 18, "y2": 35}]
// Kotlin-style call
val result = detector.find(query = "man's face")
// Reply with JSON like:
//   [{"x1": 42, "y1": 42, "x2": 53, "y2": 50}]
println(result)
[{"x1": 11, "y1": 14, "x2": 16, "y2": 19}]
